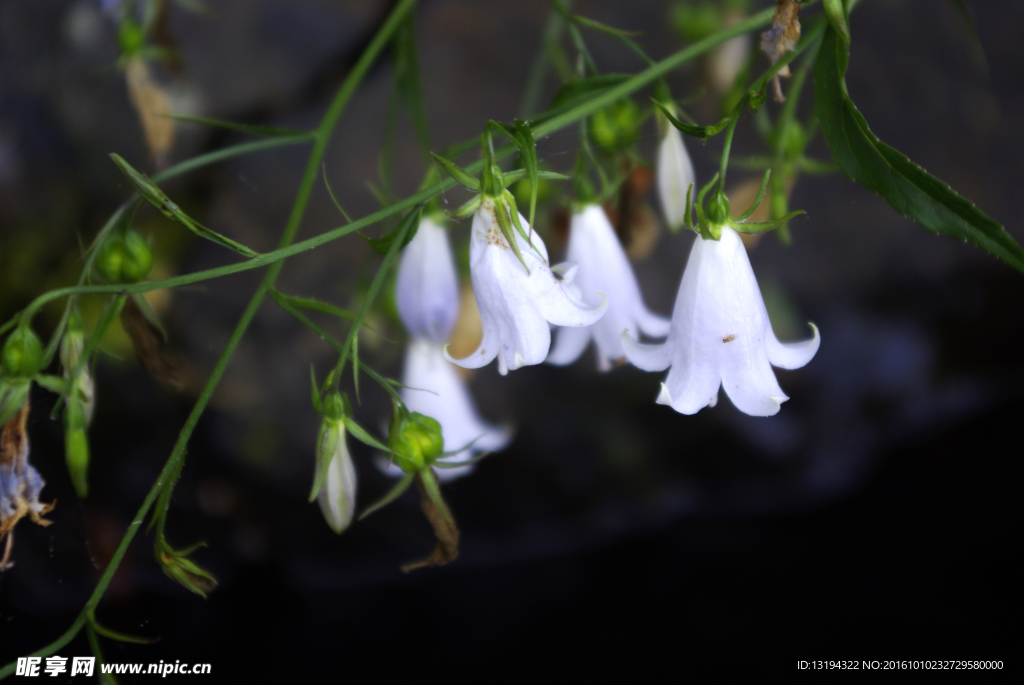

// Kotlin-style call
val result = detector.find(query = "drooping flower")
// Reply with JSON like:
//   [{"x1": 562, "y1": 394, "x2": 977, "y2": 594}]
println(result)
[
  {"x1": 381, "y1": 339, "x2": 512, "y2": 482},
  {"x1": 656, "y1": 114, "x2": 697, "y2": 233},
  {"x1": 396, "y1": 217, "x2": 459, "y2": 343},
  {"x1": 548, "y1": 204, "x2": 669, "y2": 371},
  {"x1": 623, "y1": 226, "x2": 819, "y2": 416},
  {"x1": 387, "y1": 216, "x2": 512, "y2": 481},
  {"x1": 447, "y1": 197, "x2": 607, "y2": 375}
]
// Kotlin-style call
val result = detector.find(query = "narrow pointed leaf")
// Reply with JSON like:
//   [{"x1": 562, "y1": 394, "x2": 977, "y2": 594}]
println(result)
[
  {"x1": 514, "y1": 119, "x2": 539, "y2": 229},
  {"x1": 814, "y1": 26, "x2": 1023, "y2": 272},
  {"x1": 652, "y1": 100, "x2": 729, "y2": 140},
  {"x1": 359, "y1": 472, "x2": 415, "y2": 520},
  {"x1": 169, "y1": 114, "x2": 312, "y2": 138},
  {"x1": 431, "y1": 153, "x2": 480, "y2": 191},
  {"x1": 110, "y1": 154, "x2": 260, "y2": 258}
]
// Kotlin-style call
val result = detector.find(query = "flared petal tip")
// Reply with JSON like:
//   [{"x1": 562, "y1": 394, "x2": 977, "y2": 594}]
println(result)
[
  {"x1": 621, "y1": 330, "x2": 672, "y2": 372},
  {"x1": 768, "y1": 321, "x2": 821, "y2": 371},
  {"x1": 443, "y1": 342, "x2": 495, "y2": 371},
  {"x1": 655, "y1": 382, "x2": 717, "y2": 415}
]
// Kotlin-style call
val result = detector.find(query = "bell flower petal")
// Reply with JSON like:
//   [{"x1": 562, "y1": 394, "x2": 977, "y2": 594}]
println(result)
[
  {"x1": 624, "y1": 226, "x2": 819, "y2": 417},
  {"x1": 549, "y1": 204, "x2": 669, "y2": 370},
  {"x1": 380, "y1": 338, "x2": 512, "y2": 482},
  {"x1": 656, "y1": 121, "x2": 697, "y2": 232},
  {"x1": 396, "y1": 217, "x2": 459, "y2": 343},
  {"x1": 447, "y1": 198, "x2": 606, "y2": 375}
]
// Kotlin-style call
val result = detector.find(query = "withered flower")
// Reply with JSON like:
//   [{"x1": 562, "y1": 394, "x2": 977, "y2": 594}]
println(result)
[{"x1": 0, "y1": 401, "x2": 54, "y2": 570}]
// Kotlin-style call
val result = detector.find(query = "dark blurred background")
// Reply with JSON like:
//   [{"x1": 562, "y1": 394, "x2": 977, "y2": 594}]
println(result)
[{"x1": 0, "y1": 0, "x2": 1018, "y2": 677}]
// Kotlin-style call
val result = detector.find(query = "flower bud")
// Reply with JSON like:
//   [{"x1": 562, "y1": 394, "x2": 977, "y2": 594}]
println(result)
[
  {"x1": 60, "y1": 308, "x2": 95, "y2": 426},
  {"x1": 388, "y1": 411, "x2": 443, "y2": 473},
  {"x1": 589, "y1": 99, "x2": 641, "y2": 154},
  {"x1": 117, "y1": 16, "x2": 144, "y2": 57},
  {"x1": 96, "y1": 231, "x2": 153, "y2": 284},
  {"x1": 63, "y1": 398, "x2": 90, "y2": 498},
  {"x1": 121, "y1": 230, "x2": 154, "y2": 283},
  {"x1": 316, "y1": 422, "x2": 357, "y2": 534},
  {"x1": 2, "y1": 327, "x2": 44, "y2": 379},
  {"x1": 65, "y1": 428, "x2": 90, "y2": 499},
  {"x1": 96, "y1": 235, "x2": 126, "y2": 283}
]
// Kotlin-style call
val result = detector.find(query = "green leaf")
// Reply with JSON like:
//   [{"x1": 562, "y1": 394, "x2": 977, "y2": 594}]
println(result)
[
  {"x1": 514, "y1": 119, "x2": 539, "y2": 230},
  {"x1": 814, "y1": 27, "x2": 1023, "y2": 273},
  {"x1": 652, "y1": 99, "x2": 729, "y2": 140},
  {"x1": 361, "y1": 217, "x2": 420, "y2": 256},
  {"x1": 501, "y1": 169, "x2": 570, "y2": 186},
  {"x1": 110, "y1": 154, "x2": 260, "y2": 258},
  {"x1": 430, "y1": 153, "x2": 480, "y2": 191},
  {"x1": 358, "y1": 471, "x2": 415, "y2": 520},
  {"x1": 343, "y1": 416, "x2": 391, "y2": 453},
  {"x1": 392, "y1": 15, "x2": 432, "y2": 155},
  {"x1": 169, "y1": 114, "x2": 312, "y2": 138}
]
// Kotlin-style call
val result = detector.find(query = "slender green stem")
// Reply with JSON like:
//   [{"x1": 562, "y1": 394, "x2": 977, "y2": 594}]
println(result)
[{"x1": 718, "y1": 107, "x2": 742, "y2": 195}]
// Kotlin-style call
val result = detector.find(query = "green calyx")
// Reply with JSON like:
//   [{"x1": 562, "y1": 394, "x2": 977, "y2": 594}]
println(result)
[
  {"x1": 2, "y1": 326, "x2": 44, "y2": 378},
  {"x1": 388, "y1": 411, "x2": 443, "y2": 473},
  {"x1": 320, "y1": 390, "x2": 347, "y2": 422}
]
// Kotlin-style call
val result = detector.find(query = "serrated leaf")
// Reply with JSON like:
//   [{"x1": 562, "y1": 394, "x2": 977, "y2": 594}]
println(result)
[
  {"x1": 169, "y1": 114, "x2": 312, "y2": 138},
  {"x1": 814, "y1": 27, "x2": 1023, "y2": 273}
]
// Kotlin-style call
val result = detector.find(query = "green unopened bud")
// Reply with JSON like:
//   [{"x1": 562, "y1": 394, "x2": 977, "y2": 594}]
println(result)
[
  {"x1": 96, "y1": 231, "x2": 152, "y2": 283},
  {"x1": 780, "y1": 121, "x2": 806, "y2": 160},
  {"x1": 121, "y1": 230, "x2": 154, "y2": 282},
  {"x1": 118, "y1": 17, "x2": 145, "y2": 57},
  {"x1": 589, "y1": 98, "x2": 641, "y2": 154},
  {"x1": 2, "y1": 327, "x2": 44, "y2": 378},
  {"x1": 707, "y1": 190, "x2": 731, "y2": 226},
  {"x1": 389, "y1": 412, "x2": 443, "y2": 473},
  {"x1": 60, "y1": 308, "x2": 96, "y2": 426},
  {"x1": 96, "y1": 235, "x2": 127, "y2": 283},
  {"x1": 65, "y1": 408, "x2": 90, "y2": 498}
]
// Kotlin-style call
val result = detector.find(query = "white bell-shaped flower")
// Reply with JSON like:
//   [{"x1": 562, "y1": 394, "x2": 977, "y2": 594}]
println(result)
[
  {"x1": 316, "y1": 421, "x2": 357, "y2": 534},
  {"x1": 657, "y1": 118, "x2": 697, "y2": 232},
  {"x1": 381, "y1": 339, "x2": 512, "y2": 482},
  {"x1": 396, "y1": 217, "x2": 459, "y2": 342},
  {"x1": 548, "y1": 204, "x2": 669, "y2": 371},
  {"x1": 623, "y1": 226, "x2": 819, "y2": 416},
  {"x1": 447, "y1": 197, "x2": 607, "y2": 375}
]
